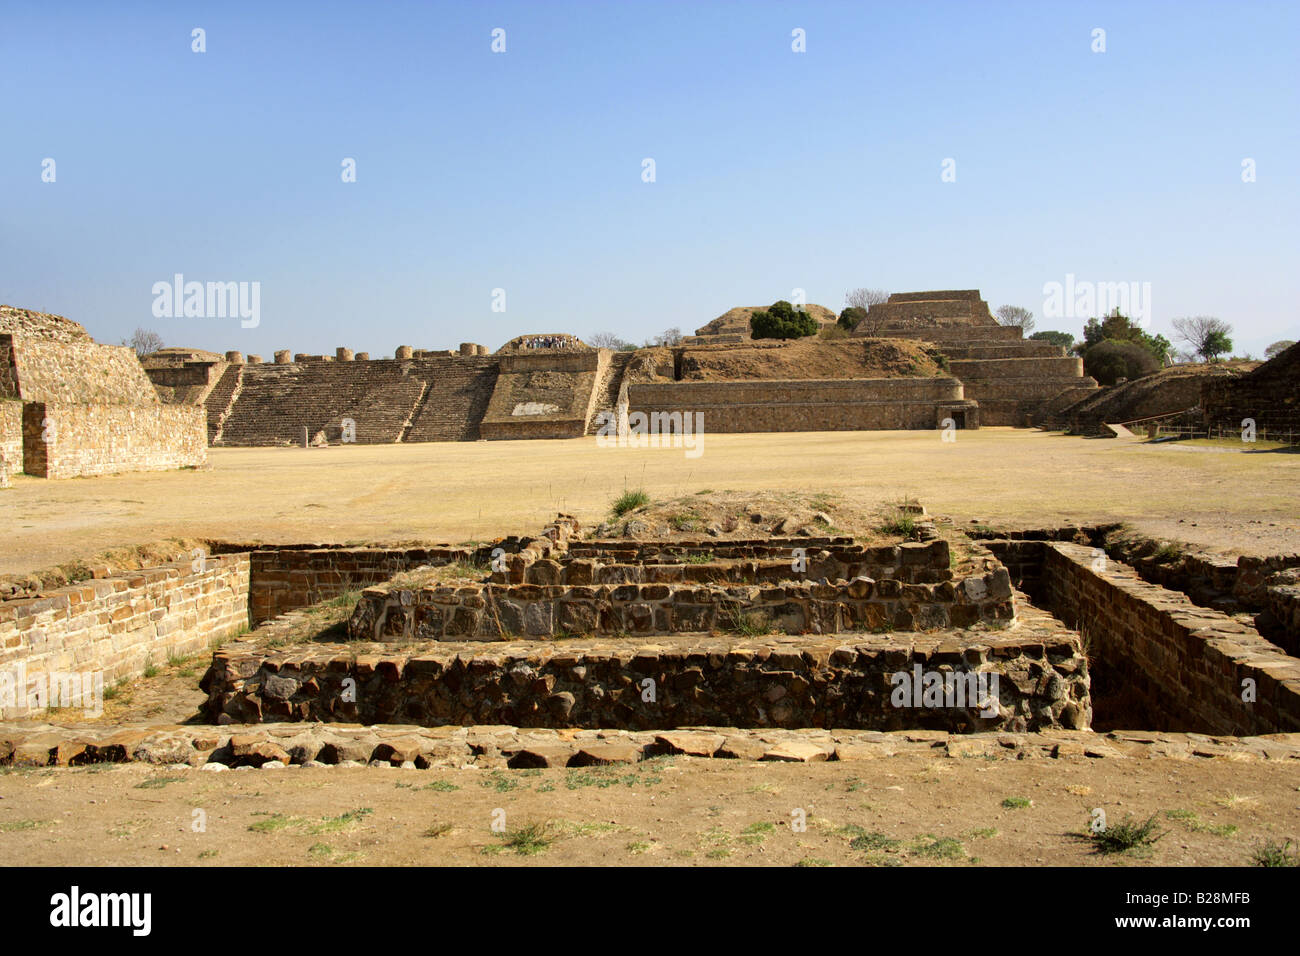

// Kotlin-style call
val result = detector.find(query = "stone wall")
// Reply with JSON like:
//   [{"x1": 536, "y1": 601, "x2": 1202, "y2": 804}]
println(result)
[
  {"x1": 478, "y1": 349, "x2": 605, "y2": 440},
  {"x1": 248, "y1": 546, "x2": 474, "y2": 624},
  {"x1": 0, "y1": 401, "x2": 21, "y2": 475},
  {"x1": 1201, "y1": 341, "x2": 1300, "y2": 440},
  {"x1": 858, "y1": 291, "x2": 996, "y2": 329},
  {"x1": 22, "y1": 402, "x2": 207, "y2": 479},
  {"x1": 204, "y1": 624, "x2": 1087, "y2": 732},
  {"x1": 0, "y1": 555, "x2": 249, "y2": 718},
  {"x1": 1, "y1": 334, "x2": 160, "y2": 405},
  {"x1": 0, "y1": 305, "x2": 90, "y2": 343},
  {"x1": 1039, "y1": 542, "x2": 1300, "y2": 734},
  {"x1": 348, "y1": 561, "x2": 1016, "y2": 642},
  {"x1": 625, "y1": 378, "x2": 974, "y2": 432}
]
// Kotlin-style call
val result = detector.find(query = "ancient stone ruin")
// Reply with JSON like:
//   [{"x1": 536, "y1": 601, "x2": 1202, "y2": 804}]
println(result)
[
  {"x1": 4, "y1": 507, "x2": 1298, "y2": 772},
  {"x1": 848, "y1": 291, "x2": 1099, "y2": 426},
  {"x1": 0, "y1": 306, "x2": 206, "y2": 479},
  {"x1": 123, "y1": 289, "x2": 1103, "y2": 447}
]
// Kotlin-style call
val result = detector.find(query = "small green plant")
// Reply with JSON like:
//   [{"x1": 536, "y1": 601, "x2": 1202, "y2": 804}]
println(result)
[
  {"x1": 1002, "y1": 797, "x2": 1032, "y2": 809},
  {"x1": 670, "y1": 512, "x2": 700, "y2": 532},
  {"x1": 722, "y1": 608, "x2": 770, "y2": 637},
  {"x1": 142, "y1": 657, "x2": 159, "y2": 679},
  {"x1": 1164, "y1": 808, "x2": 1238, "y2": 837},
  {"x1": 326, "y1": 589, "x2": 363, "y2": 608},
  {"x1": 740, "y1": 821, "x2": 776, "y2": 845},
  {"x1": 311, "y1": 808, "x2": 373, "y2": 834},
  {"x1": 878, "y1": 504, "x2": 918, "y2": 538},
  {"x1": 494, "y1": 821, "x2": 556, "y2": 856},
  {"x1": 611, "y1": 488, "x2": 650, "y2": 516},
  {"x1": 1150, "y1": 542, "x2": 1182, "y2": 564},
  {"x1": 1250, "y1": 839, "x2": 1299, "y2": 867},
  {"x1": 422, "y1": 822, "x2": 453, "y2": 838},
  {"x1": 794, "y1": 857, "x2": 833, "y2": 867},
  {"x1": 910, "y1": 834, "x2": 967, "y2": 860},
  {"x1": 1090, "y1": 813, "x2": 1167, "y2": 854},
  {"x1": 849, "y1": 830, "x2": 901, "y2": 853},
  {"x1": 480, "y1": 771, "x2": 521, "y2": 793},
  {"x1": 134, "y1": 776, "x2": 185, "y2": 790},
  {"x1": 421, "y1": 780, "x2": 460, "y2": 792}
]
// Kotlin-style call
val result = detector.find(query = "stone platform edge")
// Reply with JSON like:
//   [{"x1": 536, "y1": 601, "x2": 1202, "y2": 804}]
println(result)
[{"x1": 2, "y1": 722, "x2": 1297, "y2": 769}]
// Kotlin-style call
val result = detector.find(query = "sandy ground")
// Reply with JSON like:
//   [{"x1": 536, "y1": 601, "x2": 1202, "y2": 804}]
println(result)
[
  {"x1": 2, "y1": 757, "x2": 1296, "y2": 867},
  {"x1": 2, "y1": 429, "x2": 1297, "y2": 576}
]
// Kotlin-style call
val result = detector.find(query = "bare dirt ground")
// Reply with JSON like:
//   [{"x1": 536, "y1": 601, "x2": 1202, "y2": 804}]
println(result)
[
  {"x1": 1, "y1": 429, "x2": 1296, "y2": 576},
  {"x1": 2, "y1": 756, "x2": 1296, "y2": 867}
]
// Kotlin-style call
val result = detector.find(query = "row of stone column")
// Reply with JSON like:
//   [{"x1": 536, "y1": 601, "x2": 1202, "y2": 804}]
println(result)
[{"x1": 222, "y1": 343, "x2": 488, "y2": 364}]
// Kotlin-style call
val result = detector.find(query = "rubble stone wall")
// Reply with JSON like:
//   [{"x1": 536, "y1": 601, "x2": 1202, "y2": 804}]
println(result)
[
  {"x1": 348, "y1": 561, "x2": 1016, "y2": 642},
  {"x1": 204, "y1": 625, "x2": 1087, "y2": 732}
]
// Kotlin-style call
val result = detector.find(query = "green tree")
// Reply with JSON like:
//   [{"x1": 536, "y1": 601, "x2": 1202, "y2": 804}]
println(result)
[
  {"x1": 1075, "y1": 310, "x2": 1171, "y2": 364},
  {"x1": 1264, "y1": 340, "x2": 1296, "y2": 360},
  {"x1": 1171, "y1": 316, "x2": 1234, "y2": 362},
  {"x1": 751, "y1": 301, "x2": 819, "y2": 340},
  {"x1": 838, "y1": 306, "x2": 867, "y2": 331},
  {"x1": 1029, "y1": 330, "x2": 1074, "y2": 350},
  {"x1": 1083, "y1": 339, "x2": 1160, "y2": 386}
]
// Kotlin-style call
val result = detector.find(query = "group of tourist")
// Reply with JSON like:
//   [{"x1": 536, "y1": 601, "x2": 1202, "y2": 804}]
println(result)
[{"x1": 522, "y1": 335, "x2": 572, "y2": 350}]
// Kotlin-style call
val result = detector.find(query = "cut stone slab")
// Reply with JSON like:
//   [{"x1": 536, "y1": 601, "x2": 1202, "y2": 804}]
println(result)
[
  {"x1": 761, "y1": 740, "x2": 833, "y2": 762},
  {"x1": 653, "y1": 731, "x2": 725, "y2": 757},
  {"x1": 569, "y1": 741, "x2": 643, "y2": 766}
]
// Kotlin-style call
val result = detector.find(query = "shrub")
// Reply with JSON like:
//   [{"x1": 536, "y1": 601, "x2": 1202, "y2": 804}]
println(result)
[
  {"x1": 1089, "y1": 813, "x2": 1167, "y2": 854},
  {"x1": 750, "y1": 301, "x2": 818, "y2": 340},
  {"x1": 838, "y1": 306, "x2": 867, "y2": 331},
  {"x1": 1029, "y1": 330, "x2": 1074, "y2": 350},
  {"x1": 1083, "y1": 339, "x2": 1159, "y2": 386},
  {"x1": 611, "y1": 489, "x2": 650, "y2": 516}
]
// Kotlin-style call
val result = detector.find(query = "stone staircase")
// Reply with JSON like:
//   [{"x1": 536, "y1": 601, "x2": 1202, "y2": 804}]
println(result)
[
  {"x1": 860, "y1": 325, "x2": 1099, "y2": 426},
  {"x1": 402, "y1": 358, "x2": 499, "y2": 442},
  {"x1": 585, "y1": 351, "x2": 634, "y2": 434},
  {"x1": 217, "y1": 360, "x2": 430, "y2": 445},
  {"x1": 205, "y1": 364, "x2": 243, "y2": 444}
]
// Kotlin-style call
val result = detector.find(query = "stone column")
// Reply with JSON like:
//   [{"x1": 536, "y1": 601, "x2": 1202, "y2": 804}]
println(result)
[
  {"x1": 246, "y1": 354, "x2": 262, "y2": 364},
  {"x1": 224, "y1": 351, "x2": 244, "y2": 364},
  {"x1": 395, "y1": 345, "x2": 413, "y2": 360},
  {"x1": 274, "y1": 350, "x2": 292, "y2": 365},
  {"x1": 355, "y1": 352, "x2": 370, "y2": 361},
  {"x1": 336, "y1": 347, "x2": 354, "y2": 362}
]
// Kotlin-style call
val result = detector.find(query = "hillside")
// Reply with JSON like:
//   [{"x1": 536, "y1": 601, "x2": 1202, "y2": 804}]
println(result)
[{"x1": 694, "y1": 304, "x2": 838, "y2": 338}]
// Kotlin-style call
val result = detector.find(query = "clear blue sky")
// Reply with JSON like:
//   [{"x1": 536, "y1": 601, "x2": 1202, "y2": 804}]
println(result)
[{"x1": 3, "y1": 0, "x2": 1297, "y2": 357}]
